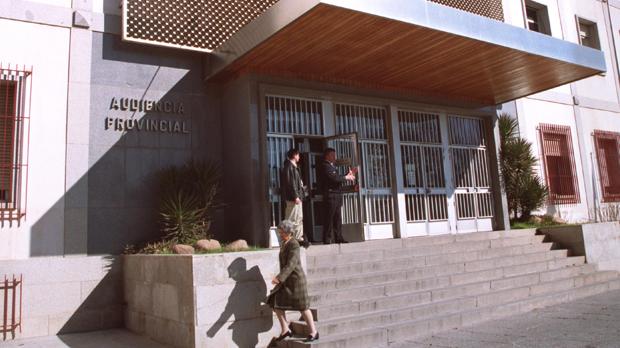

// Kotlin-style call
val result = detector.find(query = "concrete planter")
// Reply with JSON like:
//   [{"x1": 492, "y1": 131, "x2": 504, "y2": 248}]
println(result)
[
  {"x1": 538, "y1": 221, "x2": 620, "y2": 271},
  {"x1": 124, "y1": 249, "x2": 304, "y2": 348}
]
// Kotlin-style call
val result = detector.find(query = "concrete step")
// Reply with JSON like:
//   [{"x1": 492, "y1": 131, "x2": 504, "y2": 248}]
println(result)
[
  {"x1": 307, "y1": 233, "x2": 543, "y2": 268},
  {"x1": 286, "y1": 275, "x2": 620, "y2": 348},
  {"x1": 308, "y1": 251, "x2": 574, "y2": 306},
  {"x1": 307, "y1": 243, "x2": 556, "y2": 290},
  {"x1": 310, "y1": 257, "x2": 588, "y2": 320},
  {"x1": 306, "y1": 229, "x2": 538, "y2": 258},
  {"x1": 307, "y1": 240, "x2": 552, "y2": 279},
  {"x1": 308, "y1": 265, "x2": 592, "y2": 322}
]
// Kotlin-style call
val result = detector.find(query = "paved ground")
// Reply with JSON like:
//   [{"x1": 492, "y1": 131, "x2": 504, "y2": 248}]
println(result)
[
  {"x1": 1, "y1": 329, "x2": 169, "y2": 348},
  {"x1": 391, "y1": 289, "x2": 620, "y2": 348},
  {"x1": 5, "y1": 290, "x2": 620, "y2": 348}
]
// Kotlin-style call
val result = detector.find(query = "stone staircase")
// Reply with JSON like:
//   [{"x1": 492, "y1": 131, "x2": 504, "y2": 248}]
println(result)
[{"x1": 280, "y1": 229, "x2": 620, "y2": 348}]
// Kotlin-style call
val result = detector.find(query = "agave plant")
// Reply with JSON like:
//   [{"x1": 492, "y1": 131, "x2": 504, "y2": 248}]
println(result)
[{"x1": 157, "y1": 160, "x2": 222, "y2": 245}]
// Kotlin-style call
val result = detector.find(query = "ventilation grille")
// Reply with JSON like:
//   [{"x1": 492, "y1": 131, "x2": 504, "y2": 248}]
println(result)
[
  {"x1": 122, "y1": 0, "x2": 279, "y2": 52},
  {"x1": 428, "y1": 0, "x2": 504, "y2": 22}
]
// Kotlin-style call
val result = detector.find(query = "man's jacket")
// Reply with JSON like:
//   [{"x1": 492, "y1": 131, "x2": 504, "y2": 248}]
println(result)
[
  {"x1": 280, "y1": 159, "x2": 304, "y2": 202},
  {"x1": 319, "y1": 160, "x2": 347, "y2": 194}
]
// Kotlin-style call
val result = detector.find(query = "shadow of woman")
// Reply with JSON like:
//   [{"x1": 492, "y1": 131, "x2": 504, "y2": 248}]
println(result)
[{"x1": 206, "y1": 257, "x2": 273, "y2": 347}]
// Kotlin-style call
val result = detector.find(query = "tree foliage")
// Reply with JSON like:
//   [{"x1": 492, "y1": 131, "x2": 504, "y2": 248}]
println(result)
[{"x1": 498, "y1": 114, "x2": 548, "y2": 220}]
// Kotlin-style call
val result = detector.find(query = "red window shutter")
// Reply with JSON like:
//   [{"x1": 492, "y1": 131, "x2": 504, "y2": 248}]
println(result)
[
  {"x1": 593, "y1": 130, "x2": 620, "y2": 202},
  {"x1": 0, "y1": 64, "x2": 31, "y2": 223},
  {"x1": 0, "y1": 80, "x2": 16, "y2": 203},
  {"x1": 539, "y1": 124, "x2": 580, "y2": 205}
]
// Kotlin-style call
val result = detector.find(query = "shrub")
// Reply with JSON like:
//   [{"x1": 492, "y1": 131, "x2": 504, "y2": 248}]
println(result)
[
  {"x1": 498, "y1": 114, "x2": 548, "y2": 220},
  {"x1": 157, "y1": 160, "x2": 223, "y2": 245}
]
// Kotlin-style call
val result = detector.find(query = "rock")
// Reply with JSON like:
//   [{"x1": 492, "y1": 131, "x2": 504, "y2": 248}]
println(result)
[
  {"x1": 225, "y1": 239, "x2": 249, "y2": 252},
  {"x1": 172, "y1": 244, "x2": 194, "y2": 254},
  {"x1": 195, "y1": 239, "x2": 221, "y2": 251},
  {"x1": 552, "y1": 216, "x2": 567, "y2": 224},
  {"x1": 529, "y1": 216, "x2": 543, "y2": 224}
]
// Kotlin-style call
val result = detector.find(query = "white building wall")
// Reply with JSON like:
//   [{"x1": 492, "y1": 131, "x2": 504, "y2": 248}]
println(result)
[
  {"x1": 0, "y1": 18, "x2": 70, "y2": 259},
  {"x1": 509, "y1": 0, "x2": 620, "y2": 223},
  {"x1": 517, "y1": 98, "x2": 590, "y2": 222}
]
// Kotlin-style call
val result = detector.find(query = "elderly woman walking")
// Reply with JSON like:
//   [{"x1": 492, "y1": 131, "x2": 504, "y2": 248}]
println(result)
[{"x1": 267, "y1": 220, "x2": 319, "y2": 345}]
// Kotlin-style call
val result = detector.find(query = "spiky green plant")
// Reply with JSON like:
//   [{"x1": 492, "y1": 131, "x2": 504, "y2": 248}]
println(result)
[
  {"x1": 160, "y1": 191, "x2": 207, "y2": 244},
  {"x1": 157, "y1": 160, "x2": 222, "y2": 245},
  {"x1": 498, "y1": 114, "x2": 548, "y2": 220}
]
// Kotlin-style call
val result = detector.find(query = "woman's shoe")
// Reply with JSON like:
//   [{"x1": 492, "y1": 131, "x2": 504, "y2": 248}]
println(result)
[
  {"x1": 305, "y1": 332, "x2": 319, "y2": 342},
  {"x1": 275, "y1": 330, "x2": 292, "y2": 342}
]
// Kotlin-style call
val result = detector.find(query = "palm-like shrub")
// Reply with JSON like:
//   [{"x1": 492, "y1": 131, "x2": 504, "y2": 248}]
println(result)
[
  {"x1": 498, "y1": 114, "x2": 548, "y2": 220},
  {"x1": 157, "y1": 160, "x2": 222, "y2": 244}
]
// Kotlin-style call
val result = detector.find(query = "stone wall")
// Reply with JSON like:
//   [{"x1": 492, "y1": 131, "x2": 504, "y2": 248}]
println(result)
[
  {"x1": 124, "y1": 255, "x2": 195, "y2": 348},
  {"x1": 0, "y1": 256, "x2": 123, "y2": 339},
  {"x1": 539, "y1": 222, "x2": 620, "y2": 272},
  {"x1": 582, "y1": 222, "x2": 620, "y2": 271},
  {"x1": 124, "y1": 250, "x2": 303, "y2": 348}
]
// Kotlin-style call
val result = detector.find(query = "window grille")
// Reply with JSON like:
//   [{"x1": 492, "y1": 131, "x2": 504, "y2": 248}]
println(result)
[
  {"x1": 1, "y1": 274, "x2": 22, "y2": 340},
  {"x1": 0, "y1": 65, "x2": 31, "y2": 223},
  {"x1": 398, "y1": 110, "x2": 441, "y2": 144},
  {"x1": 399, "y1": 110, "x2": 449, "y2": 224},
  {"x1": 593, "y1": 130, "x2": 620, "y2": 203},
  {"x1": 335, "y1": 103, "x2": 387, "y2": 141},
  {"x1": 428, "y1": 0, "x2": 504, "y2": 22},
  {"x1": 265, "y1": 95, "x2": 323, "y2": 136},
  {"x1": 336, "y1": 103, "x2": 394, "y2": 224},
  {"x1": 449, "y1": 116, "x2": 487, "y2": 147},
  {"x1": 539, "y1": 124, "x2": 580, "y2": 205},
  {"x1": 449, "y1": 115, "x2": 493, "y2": 220}
]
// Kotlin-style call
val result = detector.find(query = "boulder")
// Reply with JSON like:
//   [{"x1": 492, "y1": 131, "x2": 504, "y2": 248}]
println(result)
[
  {"x1": 552, "y1": 216, "x2": 567, "y2": 224},
  {"x1": 529, "y1": 215, "x2": 543, "y2": 224},
  {"x1": 172, "y1": 244, "x2": 194, "y2": 254},
  {"x1": 225, "y1": 239, "x2": 249, "y2": 252},
  {"x1": 195, "y1": 239, "x2": 221, "y2": 251}
]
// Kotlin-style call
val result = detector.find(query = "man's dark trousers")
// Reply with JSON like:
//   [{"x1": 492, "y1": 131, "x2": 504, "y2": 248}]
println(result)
[{"x1": 323, "y1": 192, "x2": 344, "y2": 243}]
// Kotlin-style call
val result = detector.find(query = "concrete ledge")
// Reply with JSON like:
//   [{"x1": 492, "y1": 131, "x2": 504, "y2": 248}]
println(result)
[
  {"x1": 0, "y1": 256, "x2": 123, "y2": 339},
  {"x1": 538, "y1": 222, "x2": 620, "y2": 272},
  {"x1": 123, "y1": 250, "x2": 302, "y2": 348}
]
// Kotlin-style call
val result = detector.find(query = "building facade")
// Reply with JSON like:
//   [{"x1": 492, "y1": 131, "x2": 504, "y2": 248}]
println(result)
[{"x1": 0, "y1": 0, "x2": 618, "y2": 339}]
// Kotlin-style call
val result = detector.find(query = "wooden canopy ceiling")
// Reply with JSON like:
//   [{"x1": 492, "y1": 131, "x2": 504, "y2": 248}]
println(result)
[{"x1": 208, "y1": 3, "x2": 603, "y2": 106}]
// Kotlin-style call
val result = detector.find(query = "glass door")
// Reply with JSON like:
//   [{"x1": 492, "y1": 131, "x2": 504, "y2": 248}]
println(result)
[
  {"x1": 323, "y1": 133, "x2": 363, "y2": 242},
  {"x1": 448, "y1": 115, "x2": 494, "y2": 233},
  {"x1": 334, "y1": 103, "x2": 395, "y2": 240},
  {"x1": 398, "y1": 110, "x2": 451, "y2": 236}
]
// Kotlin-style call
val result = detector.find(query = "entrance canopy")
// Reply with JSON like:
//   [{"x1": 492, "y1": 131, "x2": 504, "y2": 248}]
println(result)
[{"x1": 206, "y1": 0, "x2": 606, "y2": 106}]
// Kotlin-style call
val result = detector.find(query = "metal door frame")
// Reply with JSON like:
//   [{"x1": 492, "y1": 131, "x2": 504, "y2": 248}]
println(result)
[
  {"x1": 332, "y1": 102, "x2": 396, "y2": 240},
  {"x1": 448, "y1": 114, "x2": 494, "y2": 233},
  {"x1": 259, "y1": 83, "x2": 499, "y2": 244}
]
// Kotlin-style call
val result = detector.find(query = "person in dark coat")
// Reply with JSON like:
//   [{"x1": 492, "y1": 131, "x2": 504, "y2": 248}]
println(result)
[
  {"x1": 280, "y1": 148, "x2": 310, "y2": 248},
  {"x1": 267, "y1": 220, "x2": 319, "y2": 345},
  {"x1": 319, "y1": 147, "x2": 356, "y2": 244}
]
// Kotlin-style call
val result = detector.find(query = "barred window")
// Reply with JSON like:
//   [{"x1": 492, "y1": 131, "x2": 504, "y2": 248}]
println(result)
[
  {"x1": 539, "y1": 124, "x2": 580, "y2": 205},
  {"x1": 0, "y1": 65, "x2": 31, "y2": 222},
  {"x1": 593, "y1": 130, "x2": 620, "y2": 203}
]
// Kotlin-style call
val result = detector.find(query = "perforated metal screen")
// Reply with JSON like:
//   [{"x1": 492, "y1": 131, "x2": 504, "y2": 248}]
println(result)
[
  {"x1": 428, "y1": 0, "x2": 504, "y2": 22},
  {"x1": 122, "y1": 0, "x2": 279, "y2": 52}
]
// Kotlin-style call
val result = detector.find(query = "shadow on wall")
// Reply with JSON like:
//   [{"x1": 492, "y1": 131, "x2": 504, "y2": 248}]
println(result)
[
  {"x1": 58, "y1": 256, "x2": 124, "y2": 337},
  {"x1": 29, "y1": 31, "x2": 224, "y2": 257},
  {"x1": 206, "y1": 257, "x2": 273, "y2": 347}
]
